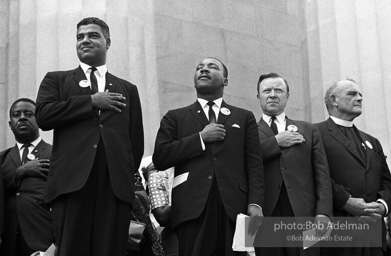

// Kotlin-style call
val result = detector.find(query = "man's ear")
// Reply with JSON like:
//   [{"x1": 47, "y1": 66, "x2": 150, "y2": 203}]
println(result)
[
  {"x1": 330, "y1": 95, "x2": 338, "y2": 107},
  {"x1": 223, "y1": 78, "x2": 228, "y2": 87},
  {"x1": 106, "y1": 38, "x2": 111, "y2": 50}
]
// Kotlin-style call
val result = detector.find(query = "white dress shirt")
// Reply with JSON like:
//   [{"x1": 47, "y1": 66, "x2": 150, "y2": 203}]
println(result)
[
  {"x1": 262, "y1": 112, "x2": 286, "y2": 133},
  {"x1": 80, "y1": 62, "x2": 107, "y2": 92},
  {"x1": 17, "y1": 137, "x2": 42, "y2": 161}
]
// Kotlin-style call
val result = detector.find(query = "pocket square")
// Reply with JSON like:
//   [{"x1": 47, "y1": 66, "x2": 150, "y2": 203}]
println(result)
[{"x1": 232, "y1": 124, "x2": 240, "y2": 128}]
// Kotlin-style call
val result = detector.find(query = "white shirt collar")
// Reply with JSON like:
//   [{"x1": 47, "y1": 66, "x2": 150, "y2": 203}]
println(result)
[
  {"x1": 262, "y1": 112, "x2": 286, "y2": 124},
  {"x1": 17, "y1": 137, "x2": 42, "y2": 151},
  {"x1": 198, "y1": 98, "x2": 223, "y2": 109},
  {"x1": 330, "y1": 116, "x2": 353, "y2": 127},
  {"x1": 80, "y1": 62, "x2": 107, "y2": 78}
]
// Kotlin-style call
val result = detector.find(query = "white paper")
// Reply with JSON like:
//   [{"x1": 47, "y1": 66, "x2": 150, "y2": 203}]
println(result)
[
  {"x1": 303, "y1": 228, "x2": 332, "y2": 250},
  {"x1": 172, "y1": 172, "x2": 189, "y2": 188},
  {"x1": 232, "y1": 213, "x2": 257, "y2": 252}
]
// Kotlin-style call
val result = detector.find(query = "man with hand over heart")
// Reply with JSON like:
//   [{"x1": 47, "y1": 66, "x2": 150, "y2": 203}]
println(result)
[
  {"x1": 153, "y1": 57, "x2": 264, "y2": 256},
  {"x1": 255, "y1": 73, "x2": 332, "y2": 256}
]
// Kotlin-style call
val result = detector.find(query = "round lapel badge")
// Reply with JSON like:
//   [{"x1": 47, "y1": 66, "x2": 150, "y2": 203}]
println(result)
[
  {"x1": 27, "y1": 153, "x2": 36, "y2": 161},
  {"x1": 287, "y1": 125, "x2": 298, "y2": 132},
  {"x1": 220, "y1": 107, "x2": 231, "y2": 116}
]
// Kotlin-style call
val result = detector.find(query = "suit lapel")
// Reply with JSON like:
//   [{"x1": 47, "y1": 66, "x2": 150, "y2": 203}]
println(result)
[
  {"x1": 105, "y1": 72, "x2": 118, "y2": 92},
  {"x1": 285, "y1": 117, "x2": 295, "y2": 131},
  {"x1": 9, "y1": 145, "x2": 22, "y2": 166},
  {"x1": 355, "y1": 127, "x2": 369, "y2": 166},
  {"x1": 190, "y1": 101, "x2": 209, "y2": 127},
  {"x1": 217, "y1": 101, "x2": 230, "y2": 125},
  {"x1": 258, "y1": 118, "x2": 275, "y2": 137},
  {"x1": 72, "y1": 66, "x2": 92, "y2": 95},
  {"x1": 327, "y1": 118, "x2": 366, "y2": 166},
  {"x1": 31, "y1": 140, "x2": 48, "y2": 159}
]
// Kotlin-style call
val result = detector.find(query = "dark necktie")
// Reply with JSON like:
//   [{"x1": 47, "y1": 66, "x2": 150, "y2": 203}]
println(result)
[
  {"x1": 90, "y1": 67, "x2": 98, "y2": 94},
  {"x1": 270, "y1": 116, "x2": 278, "y2": 135},
  {"x1": 207, "y1": 101, "x2": 217, "y2": 123},
  {"x1": 21, "y1": 144, "x2": 31, "y2": 164}
]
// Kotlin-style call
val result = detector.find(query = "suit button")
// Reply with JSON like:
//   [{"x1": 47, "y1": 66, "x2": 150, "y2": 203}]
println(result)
[
  {"x1": 99, "y1": 124, "x2": 103, "y2": 128},
  {"x1": 208, "y1": 175, "x2": 213, "y2": 180},
  {"x1": 93, "y1": 144, "x2": 98, "y2": 149},
  {"x1": 16, "y1": 192, "x2": 21, "y2": 196},
  {"x1": 213, "y1": 157, "x2": 217, "y2": 161},
  {"x1": 281, "y1": 167, "x2": 286, "y2": 171}
]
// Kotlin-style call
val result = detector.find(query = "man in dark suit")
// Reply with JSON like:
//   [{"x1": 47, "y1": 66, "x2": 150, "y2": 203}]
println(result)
[
  {"x1": 153, "y1": 57, "x2": 264, "y2": 256},
  {"x1": 0, "y1": 164, "x2": 3, "y2": 249},
  {"x1": 35, "y1": 17, "x2": 144, "y2": 256},
  {"x1": 0, "y1": 98, "x2": 54, "y2": 256},
  {"x1": 255, "y1": 73, "x2": 332, "y2": 256},
  {"x1": 316, "y1": 79, "x2": 391, "y2": 256}
]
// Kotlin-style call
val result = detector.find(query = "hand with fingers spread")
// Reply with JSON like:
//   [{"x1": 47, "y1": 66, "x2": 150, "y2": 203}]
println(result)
[
  {"x1": 16, "y1": 158, "x2": 50, "y2": 181},
  {"x1": 275, "y1": 131, "x2": 305, "y2": 148},
  {"x1": 91, "y1": 90, "x2": 126, "y2": 113},
  {"x1": 200, "y1": 123, "x2": 226, "y2": 143}
]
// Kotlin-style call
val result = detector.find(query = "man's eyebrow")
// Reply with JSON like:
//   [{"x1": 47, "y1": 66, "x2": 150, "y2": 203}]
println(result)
[{"x1": 77, "y1": 32, "x2": 100, "y2": 36}]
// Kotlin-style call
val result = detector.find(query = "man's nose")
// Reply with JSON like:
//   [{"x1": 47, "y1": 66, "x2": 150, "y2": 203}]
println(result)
[
  {"x1": 81, "y1": 36, "x2": 90, "y2": 44},
  {"x1": 269, "y1": 89, "x2": 277, "y2": 97},
  {"x1": 200, "y1": 66, "x2": 209, "y2": 73}
]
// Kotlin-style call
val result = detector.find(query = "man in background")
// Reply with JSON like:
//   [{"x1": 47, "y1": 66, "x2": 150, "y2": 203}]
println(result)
[
  {"x1": 256, "y1": 73, "x2": 332, "y2": 256},
  {"x1": 36, "y1": 17, "x2": 144, "y2": 255},
  {"x1": 0, "y1": 98, "x2": 53, "y2": 256},
  {"x1": 316, "y1": 79, "x2": 391, "y2": 256}
]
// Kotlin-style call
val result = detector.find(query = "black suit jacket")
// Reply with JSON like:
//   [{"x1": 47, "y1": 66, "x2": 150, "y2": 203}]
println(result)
[
  {"x1": 153, "y1": 101, "x2": 264, "y2": 228},
  {"x1": 258, "y1": 117, "x2": 332, "y2": 217},
  {"x1": 316, "y1": 118, "x2": 391, "y2": 213},
  {"x1": 0, "y1": 140, "x2": 54, "y2": 251},
  {"x1": 35, "y1": 66, "x2": 144, "y2": 204}
]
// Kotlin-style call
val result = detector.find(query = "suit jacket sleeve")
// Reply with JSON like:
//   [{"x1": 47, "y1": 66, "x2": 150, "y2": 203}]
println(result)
[
  {"x1": 35, "y1": 71, "x2": 94, "y2": 131},
  {"x1": 311, "y1": 125, "x2": 333, "y2": 217},
  {"x1": 259, "y1": 136, "x2": 281, "y2": 162},
  {"x1": 127, "y1": 84, "x2": 144, "y2": 170},
  {"x1": 374, "y1": 138, "x2": 391, "y2": 208},
  {"x1": 0, "y1": 160, "x2": 4, "y2": 235},
  {"x1": 153, "y1": 110, "x2": 204, "y2": 170},
  {"x1": 245, "y1": 113, "x2": 265, "y2": 207}
]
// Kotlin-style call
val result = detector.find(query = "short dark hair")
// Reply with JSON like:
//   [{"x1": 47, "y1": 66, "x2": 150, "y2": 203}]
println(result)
[
  {"x1": 257, "y1": 72, "x2": 289, "y2": 94},
  {"x1": 77, "y1": 17, "x2": 110, "y2": 40},
  {"x1": 9, "y1": 98, "x2": 36, "y2": 118},
  {"x1": 207, "y1": 57, "x2": 228, "y2": 79}
]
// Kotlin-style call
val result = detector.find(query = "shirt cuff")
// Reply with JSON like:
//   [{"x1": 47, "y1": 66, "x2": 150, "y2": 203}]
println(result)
[
  {"x1": 199, "y1": 132, "x2": 205, "y2": 150},
  {"x1": 248, "y1": 203, "x2": 263, "y2": 212},
  {"x1": 377, "y1": 199, "x2": 388, "y2": 216}
]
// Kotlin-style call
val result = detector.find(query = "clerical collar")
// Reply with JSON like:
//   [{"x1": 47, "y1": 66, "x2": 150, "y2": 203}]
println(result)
[
  {"x1": 80, "y1": 62, "x2": 107, "y2": 77},
  {"x1": 262, "y1": 113, "x2": 286, "y2": 124},
  {"x1": 330, "y1": 116, "x2": 353, "y2": 127},
  {"x1": 198, "y1": 98, "x2": 223, "y2": 109}
]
